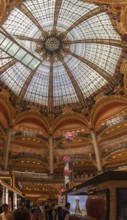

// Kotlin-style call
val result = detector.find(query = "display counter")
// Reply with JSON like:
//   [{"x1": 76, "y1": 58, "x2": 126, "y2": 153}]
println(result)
[
  {"x1": 0, "y1": 175, "x2": 24, "y2": 210},
  {"x1": 64, "y1": 170, "x2": 127, "y2": 220}
]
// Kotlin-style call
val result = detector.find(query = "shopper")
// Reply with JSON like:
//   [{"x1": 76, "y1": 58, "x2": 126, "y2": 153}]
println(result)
[
  {"x1": 13, "y1": 207, "x2": 30, "y2": 220},
  {"x1": 57, "y1": 202, "x2": 70, "y2": 220},
  {"x1": 0, "y1": 204, "x2": 12, "y2": 220},
  {"x1": 13, "y1": 206, "x2": 45, "y2": 220}
]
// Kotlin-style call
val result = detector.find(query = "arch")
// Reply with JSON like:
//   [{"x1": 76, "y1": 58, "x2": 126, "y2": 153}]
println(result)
[
  {"x1": 14, "y1": 110, "x2": 49, "y2": 136},
  {"x1": 91, "y1": 95, "x2": 127, "y2": 129},
  {"x1": 53, "y1": 111, "x2": 89, "y2": 135}
]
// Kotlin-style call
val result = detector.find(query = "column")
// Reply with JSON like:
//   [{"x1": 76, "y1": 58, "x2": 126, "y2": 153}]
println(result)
[
  {"x1": 13, "y1": 192, "x2": 17, "y2": 210},
  {"x1": 17, "y1": 196, "x2": 22, "y2": 208},
  {"x1": 2, "y1": 186, "x2": 6, "y2": 204},
  {"x1": 49, "y1": 135, "x2": 54, "y2": 174},
  {"x1": 5, "y1": 188, "x2": 9, "y2": 204},
  {"x1": 90, "y1": 128, "x2": 102, "y2": 172},
  {"x1": 3, "y1": 128, "x2": 12, "y2": 170}
]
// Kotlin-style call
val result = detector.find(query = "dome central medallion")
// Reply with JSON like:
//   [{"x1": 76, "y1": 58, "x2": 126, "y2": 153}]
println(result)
[
  {"x1": 35, "y1": 32, "x2": 70, "y2": 61},
  {"x1": 44, "y1": 37, "x2": 60, "y2": 52}
]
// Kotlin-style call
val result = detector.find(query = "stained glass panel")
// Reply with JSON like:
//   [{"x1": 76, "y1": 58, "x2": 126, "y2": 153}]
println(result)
[{"x1": 0, "y1": 0, "x2": 124, "y2": 108}]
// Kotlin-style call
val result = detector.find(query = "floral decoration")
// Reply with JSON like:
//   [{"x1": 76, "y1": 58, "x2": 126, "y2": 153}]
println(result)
[
  {"x1": 59, "y1": 188, "x2": 65, "y2": 195},
  {"x1": 63, "y1": 155, "x2": 71, "y2": 162},
  {"x1": 64, "y1": 170, "x2": 72, "y2": 176},
  {"x1": 65, "y1": 132, "x2": 75, "y2": 141}
]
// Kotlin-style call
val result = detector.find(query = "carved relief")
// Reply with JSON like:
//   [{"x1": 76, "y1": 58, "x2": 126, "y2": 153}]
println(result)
[
  {"x1": 120, "y1": 62, "x2": 127, "y2": 94},
  {"x1": 81, "y1": 0, "x2": 127, "y2": 35},
  {"x1": 119, "y1": 6, "x2": 127, "y2": 35},
  {"x1": 108, "y1": 4, "x2": 127, "y2": 35}
]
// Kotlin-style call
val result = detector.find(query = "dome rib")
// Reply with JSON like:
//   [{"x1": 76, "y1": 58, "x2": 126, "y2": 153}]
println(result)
[
  {"x1": 0, "y1": 56, "x2": 12, "y2": 60},
  {"x1": 48, "y1": 59, "x2": 54, "y2": 113},
  {"x1": 65, "y1": 39, "x2": 124, "y2": 48},
  {"x1": 0, "y1": 60, "x2": 17, "y2": 75},
  {"x1": 61, "y1": 59, "x2": 86, "y2": 107},
  {"x1": 15, "y1": 35, "x2": 39, "y2": 43},
  {"x1": 17, "y1": 3, "x2": 46, "y2": 35},
  {"x1": 53, "y1": 0, "x2": 63, "y2": 32},
  {"x1": 63, "y1": 5, "x2": 107, "y2": 35},
  {"x1": 64, "y1": 48, "x2": 117, "y2": 85},
  {"x1": 18, "y1": 67, "x2": 39, "y2": 101}
]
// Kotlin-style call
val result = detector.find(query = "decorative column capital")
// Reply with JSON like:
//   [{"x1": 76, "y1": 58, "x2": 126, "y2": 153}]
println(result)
[
  {"x1": 49, "y1": 132, "x2": 53, "y2": 137},
  {"x1": 88, "y1": 121, "x2": 95, "y2": 132},
  {"x1": 90, "y1": 127, "x2": 95, "y2": 132}
]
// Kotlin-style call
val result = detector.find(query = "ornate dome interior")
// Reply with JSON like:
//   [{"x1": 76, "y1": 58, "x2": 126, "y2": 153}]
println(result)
[{"x1": 0, "y1": 0, "x2": 127, "y2": 202}]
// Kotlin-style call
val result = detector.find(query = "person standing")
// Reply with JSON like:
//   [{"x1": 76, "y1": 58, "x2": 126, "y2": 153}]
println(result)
[
  {"x1": 0, "y1": 204, "x2": 12, "y2": 220},
  {"x1": 58, "y1": 202, "x2": 70, "y2": 220},
  {"x1": 13, "y1": 206, "x2": 45, "y2": 220}
]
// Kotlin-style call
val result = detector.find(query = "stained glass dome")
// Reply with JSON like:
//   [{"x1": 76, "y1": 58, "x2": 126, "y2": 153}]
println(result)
[{"x1": 0, "y1": 0, "x2": 124, "y2": 115}]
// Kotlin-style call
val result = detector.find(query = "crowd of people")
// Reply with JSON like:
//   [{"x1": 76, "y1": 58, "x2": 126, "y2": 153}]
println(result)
[{"x1": 0, "y1": 195, "x2": 106, "y2": 220}]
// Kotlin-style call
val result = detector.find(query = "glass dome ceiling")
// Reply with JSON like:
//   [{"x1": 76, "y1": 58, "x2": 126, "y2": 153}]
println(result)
[{"x1": 0, "y1": 0, "x2": 124, "y2": 114}]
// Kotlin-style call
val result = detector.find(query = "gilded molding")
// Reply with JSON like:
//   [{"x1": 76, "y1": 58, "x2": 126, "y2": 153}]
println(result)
[
  {"x1": 81, "y1": 0, "x2": 127, "y2": 4},
  {"x1": 0, "y1": 0, "x2": 23, "y2": 25},
  {"x1": 108, "y1": 4, "x2": 127, "y2": 35},
  {"x1": 0, "y1": 89, "x2": 14, "y2": 126},
  {"x1": 52, "y1": 110, "x2": 89, "y2": 134},
  {"x1": 0, "y1": 0, "x2": 6, "y2": 24},
  {"x1": 14, "y1": 110, "x2": 49, "y2": 133},
  {"x1": 120, "y1": 62, "x2": 127, "y2": 93},
  {"x1": 81, "y1": 0, "x2": 127, "y2": 35},
  {"x1": 91, "y1": 95, "x2": 127, "y2": 126}
]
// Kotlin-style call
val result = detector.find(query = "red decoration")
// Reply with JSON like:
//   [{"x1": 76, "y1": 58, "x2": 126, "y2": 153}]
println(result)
[
  {"x1": 59, "y1": 188, "x2": 65, "y2": 195},
  {"x1": 65, "y1": 132, "x2": 75, "y2": 141},
  {"x1": 64, "y1": 170, "x2": 72, "y2": 176},
  {"x1": 63, "y1": 155, "x2": 71, "y2": 162}
]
